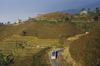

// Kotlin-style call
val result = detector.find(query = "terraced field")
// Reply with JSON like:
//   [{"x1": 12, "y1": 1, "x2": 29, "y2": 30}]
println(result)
[{"x1": 0, "y1": 35, "x2": 59, "y2": 58}]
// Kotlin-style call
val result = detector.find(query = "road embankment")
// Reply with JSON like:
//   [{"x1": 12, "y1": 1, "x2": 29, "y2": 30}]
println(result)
[{"x1": 59, "y1": 32, "x2": 89, "y2": 66}]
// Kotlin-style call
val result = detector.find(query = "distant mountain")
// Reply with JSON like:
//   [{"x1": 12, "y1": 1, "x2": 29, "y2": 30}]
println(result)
[
  {"x1": 78, "y1": 1, "x2": 100, "y2": 11},
  {"x1": 61, "y1": 1, "x2": 100, "y2": 14},
  {"x1": 61, "y1": 9, "x2": 81, "y2": 14}
]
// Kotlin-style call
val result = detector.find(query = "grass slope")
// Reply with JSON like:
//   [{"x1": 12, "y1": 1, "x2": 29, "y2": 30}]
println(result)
[
  {"x1": 0, "y1": 19, "x2": 85, "y2": 40},
  {"x1": 69, "y1": 29, "x2": 100, "y2": 66},
  {"x1": 71, "y1": 22, "x2": 100, "y2": 32}
]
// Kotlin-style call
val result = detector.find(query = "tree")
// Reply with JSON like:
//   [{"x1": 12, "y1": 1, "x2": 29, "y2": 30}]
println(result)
[
  {"x1": 6, "y1": 55, "x2": 11, "y2": 64},
  {"x1": 35, "y1": 33, "x2": 38, "y2": 37},
  {"x1": 0, "y1": 53, "x2": 4, "y2": 60},
  {"x1": 99, "y1": 13, "x2": 100, "y2": 16},
  {"x1": 88, "y1": 8, "x2": 90, "y2": 13},
  {"x1": 65, "y1": 16, "x2": 69, "y2": 21},
  {"x1": 0, "y1": 53, "x2": 6, "y2": 66},
  {"x1": 96, "y1": 7, "x2": 99, "y2": 13},
  {"x1": 7, "y1": 21, "x2": 10, "y2": 25},
  {"x1": 2, "y1": 22, "x2": 3, "y2": 25},
  {"x1": 94, "y1": 16, "x2": 98, "y2": 21},
  {"x1": 80, "y1": 8, "x2": 85, "y2": 11},
  {"x1": 0, "y1": 22, "x2": 4, "y2": 27},
  {"x1": 0, "y1": 54, "x2": 14, "y2": 66},
  {"x1": 28, "y1": 17, "x2": 31, "y2": 19},
  {"x1": 22, "y1": 31, "x2": 26, "y2": 36}
]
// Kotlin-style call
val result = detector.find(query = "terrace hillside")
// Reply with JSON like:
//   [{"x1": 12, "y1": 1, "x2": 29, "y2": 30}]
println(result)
[{"x1": 0, "y1": 35, "x2": 59, "y2": 66}]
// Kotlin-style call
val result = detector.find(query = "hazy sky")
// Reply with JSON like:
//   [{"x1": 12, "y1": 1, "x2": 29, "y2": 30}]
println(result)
[{"x1": 0, "y1": 0, "x2": 100, "y2": 23}]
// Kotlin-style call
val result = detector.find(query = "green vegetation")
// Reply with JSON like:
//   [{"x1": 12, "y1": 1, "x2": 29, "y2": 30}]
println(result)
[
  {"x1": 71, "y1": 12, "x2": 100, "y2": 21},
  {"x1": 96, "y1": 7, "x2": 99, "y2": 13},
  {"x1": 70, "y1": 22, "x2": 100, "y2": 32},
  {"x1": 94, "y1": 16, "x2": 98, "y2": 21},
  {"x1": 0, "y1": 22, "x2": 4, "y2": 27},
  {"x1": 31, "y1": 47, "x2": 51, "y2": 66},
  {"x1": 80, "y1": 8, "x2": 85, "y2": 11},
  {"x1": 22, "y1": 31, "x2": 26, "y2": 36},
  {"x1": 0, "y1": 53, "x2": 14, "y2": 66},
  {"x1": 10, "y1": 47, "x2": 51, "y2": 66}
]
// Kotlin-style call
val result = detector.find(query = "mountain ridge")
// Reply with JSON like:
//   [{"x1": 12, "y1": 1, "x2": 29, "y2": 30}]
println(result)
[{"x1": 61, "y1": 1, "x2": 100, "y2": 14}]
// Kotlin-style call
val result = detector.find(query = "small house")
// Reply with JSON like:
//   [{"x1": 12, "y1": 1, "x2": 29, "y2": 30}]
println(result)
[
  {"x1": 16, "y1": 19, "x2": 21, "y2": 23},
  {"x1": 80, "y1": 11, "x2": 87, "y2": 15}
]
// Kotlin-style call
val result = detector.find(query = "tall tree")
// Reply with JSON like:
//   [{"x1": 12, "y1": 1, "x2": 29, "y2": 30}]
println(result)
[
  {"x1": 1, "y1": 22, "x2": 3, "y2": 25},
  {"x1": 0, "y1": 22, "x2": 3, "y2": 26},
  {"x1": 96, "y1": 7, "x2": 99, "y2": 13},
  {"x1": 80, "y1": 8, "x2": 85, "y2": 11},
  {"x1": 88, "y1": 8, "x2": 90, "y2": 13}
]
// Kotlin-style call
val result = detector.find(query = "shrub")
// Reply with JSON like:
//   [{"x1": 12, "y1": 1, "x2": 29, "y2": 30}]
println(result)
[
  {"x1": 22, "y1": 31, "x2": 26, "y2": 36},
  {"x1": 31, "y1": 47, "x2": 51, "y2": 66},
  {"x1": 0, "y1": 53, "x2": 14, "y2": 66},
  {"x1": 35, "y1": 33, "x2": 38, "y2": 37},
  {"x1": 60, "y1": 35, "x2": 63, "y2": 40},
  {"x1": 94, "y1": 16, "x2": 98, "y2": 21}
]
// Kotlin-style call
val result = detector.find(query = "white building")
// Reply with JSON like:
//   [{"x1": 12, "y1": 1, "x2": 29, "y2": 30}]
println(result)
[
  {"x1": 80, "y1": 11, "x2": 87, "y2": 14},
  {"x1": 16, "y1": 19, "x2": 21, "y2": 23}
]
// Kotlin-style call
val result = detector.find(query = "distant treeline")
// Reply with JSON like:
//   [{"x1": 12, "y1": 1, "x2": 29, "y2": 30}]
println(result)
[{"x1": 0, "y1": 22, "x2": 4, "y2": 27}]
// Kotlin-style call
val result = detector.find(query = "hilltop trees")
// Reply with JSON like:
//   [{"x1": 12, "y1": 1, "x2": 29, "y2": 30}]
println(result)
[
  {"x1": 96, "y1": 7, "x2": 99, "y2": 13},
  {"x1": 80, "y1": 8, "x2": 85, "y2": 11},
  {"x1": 0, "y1": 22, "x2": 4, "y2": 27},
  {"x1": 7, "y1": 21, "x2": 10, "y2": 25},
  {"x1": 93, "y1": 7, "x2": 100, "y2": 21},
  {"x1": 88, "y1": 8, "x2": 90, "y2": 13}
]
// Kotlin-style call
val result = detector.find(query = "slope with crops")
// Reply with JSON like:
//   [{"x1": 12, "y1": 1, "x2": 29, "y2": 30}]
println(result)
[
  {"x1": 0, "y1": 35, "x2": 59, "y2": 66},
  {"x1": 0, "y1": 35, "x2": 59, "y2": 57}
]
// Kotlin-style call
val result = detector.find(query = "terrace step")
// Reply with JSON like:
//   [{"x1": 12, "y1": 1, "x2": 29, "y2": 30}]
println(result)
[
  {"x1": 0, "y1": 48, "x2": 16, "y2": 50},
  {"x1": 0, "y1": 51, "x2": 12, "y2": 54},
  {"x1": 1, "y1": 35, "x2": 59, "y2": 58}
]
